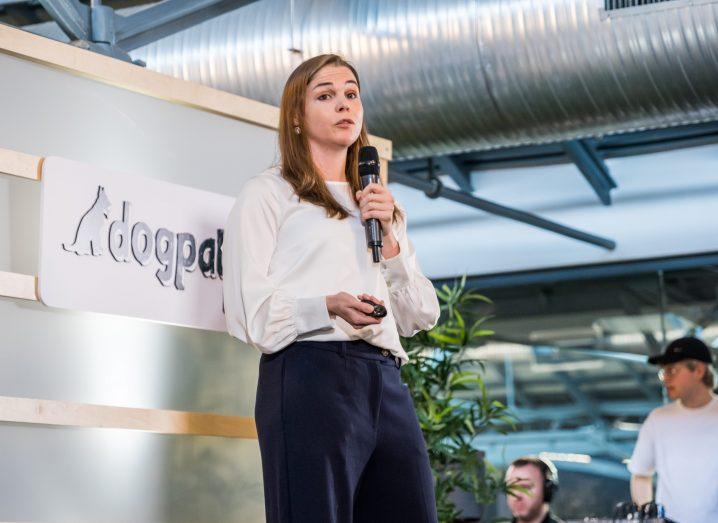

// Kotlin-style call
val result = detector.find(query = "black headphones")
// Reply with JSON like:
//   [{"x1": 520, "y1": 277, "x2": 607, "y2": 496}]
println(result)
[
  {"x1": 536, "y1": 456, "x2": 559, "y2": 503},
  {"x1": 509, "y1": 455, "x2": 560, "y2": 503}
]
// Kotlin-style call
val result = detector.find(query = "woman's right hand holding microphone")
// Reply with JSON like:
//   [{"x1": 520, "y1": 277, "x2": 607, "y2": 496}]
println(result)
[{"x1": 326, "y1": 292, "x2": 385, "y2": 330}]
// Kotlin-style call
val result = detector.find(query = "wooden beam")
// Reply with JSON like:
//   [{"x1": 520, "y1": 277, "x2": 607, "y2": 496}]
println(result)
[
  {"x1": 380, "y1": 158, "x2": 389, "y2": 185},
  {"x1": 0, "y1": 147, "x2": 42, "y2": 180},
  {"x1": 0, "y1": 395, "x2": 258, "y2": 439},
  {"x1": 0, "y1": 271, "x2": 37, "y2": 301}
]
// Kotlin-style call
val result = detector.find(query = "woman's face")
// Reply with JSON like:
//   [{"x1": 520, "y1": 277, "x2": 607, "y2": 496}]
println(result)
[{"x1": 301, "y1": 65, "x2": 363, "y2": 150}]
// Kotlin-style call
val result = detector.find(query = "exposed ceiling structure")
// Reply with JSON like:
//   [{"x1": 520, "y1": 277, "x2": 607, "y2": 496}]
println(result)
[
  {"x1": 131, "y1": 0, "x2": 718, "y2": 159},
  {"x1": 1, "y1": 0, "x2": 259, "y2": 62},
  {"x1": 0, "y1": 0, "x2": 147, "y2": 25},
  {"x1": 390, "y1": 121, "x2": 718, "y2": 247},
  {"x1": 15, "y1": 0, "x2": 718, "y2": 250}
]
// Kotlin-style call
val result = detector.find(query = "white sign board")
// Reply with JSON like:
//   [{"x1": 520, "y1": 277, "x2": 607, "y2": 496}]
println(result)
[{"x1": 39, "y1": 157, "x2": 234, "y2": 331}]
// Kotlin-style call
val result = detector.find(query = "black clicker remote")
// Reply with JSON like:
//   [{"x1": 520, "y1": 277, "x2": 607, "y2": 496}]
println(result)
[{"x1": 361, "y1": 299, "x2": 387, "y2": 318}]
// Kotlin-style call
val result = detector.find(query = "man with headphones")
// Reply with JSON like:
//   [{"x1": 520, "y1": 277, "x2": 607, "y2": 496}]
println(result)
[{"x1": 505, "y1": 456, "x2": 564, "y2": 523}]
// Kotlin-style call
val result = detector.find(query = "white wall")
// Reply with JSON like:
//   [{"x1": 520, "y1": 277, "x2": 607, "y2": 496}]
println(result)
[{"x1": 0, "y1": 51, "x2": 274, "y2": 523}]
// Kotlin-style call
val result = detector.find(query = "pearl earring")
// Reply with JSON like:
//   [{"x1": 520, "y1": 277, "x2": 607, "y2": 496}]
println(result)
[{"x1": 294, "y1": 126, "x2": 301, "y2": 135}]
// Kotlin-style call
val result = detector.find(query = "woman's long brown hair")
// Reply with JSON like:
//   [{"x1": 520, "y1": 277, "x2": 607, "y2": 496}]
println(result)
[{"x1": 279, "y1": 54, "x2": 401, "y2": 223}]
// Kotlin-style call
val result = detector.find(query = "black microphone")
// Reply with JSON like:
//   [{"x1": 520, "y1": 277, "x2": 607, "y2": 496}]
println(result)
[{"x1": 358, "y1": 146, "x2": 383, "y2": 262}]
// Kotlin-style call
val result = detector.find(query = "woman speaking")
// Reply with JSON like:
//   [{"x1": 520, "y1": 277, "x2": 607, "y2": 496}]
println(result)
[{"x1": 223, "y1": 54, "x2": 440, "y2": 523}]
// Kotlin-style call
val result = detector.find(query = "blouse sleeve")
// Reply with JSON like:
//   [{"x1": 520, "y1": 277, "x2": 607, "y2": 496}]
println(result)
[
  {"x1": 380, "y1": 203, "x2": 440, "y2": 338},
  {"x1": 222, "y1": 175, "x2": 332, "y2": 353}
]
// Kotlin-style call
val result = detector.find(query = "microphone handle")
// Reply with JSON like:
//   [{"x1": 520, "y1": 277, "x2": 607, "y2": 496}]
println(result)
[{"x1": 360, "y1": 174, "x2": 383, "y2": 262}]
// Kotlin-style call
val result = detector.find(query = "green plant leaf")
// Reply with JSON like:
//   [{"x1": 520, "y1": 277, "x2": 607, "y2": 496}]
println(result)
[
  {"x1": 428, "y1": 331, "x2": 462, "y2": 345},
  {"x1": 400, "y1": 274, "x2": 512, "y2": 519},
  {"x1": 473, "y1": 329, "x2": 495, "y2": 337}
]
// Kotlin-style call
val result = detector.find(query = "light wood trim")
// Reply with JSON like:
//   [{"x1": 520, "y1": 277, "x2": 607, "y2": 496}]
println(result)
[
  {"x1": 380, "y1": 158, "x2": 389, "y2": 185},
  {"x1": 0, "y1": 147, "x2": 42, "y2": 180},
  {"x1": 0, "y1": 24, "x2": 392, "y2": 160},
  {"x1": 0, "y1": 395, "x2": 258, "y2": 439},
  {"x1": 371, "y1": 138, "x2": 392, "y2": 162},
  {"x1": 0, "y1": 271, "x2": 37, "y2": 301}
]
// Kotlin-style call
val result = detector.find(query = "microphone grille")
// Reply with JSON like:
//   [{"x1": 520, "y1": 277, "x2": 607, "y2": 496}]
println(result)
[{"x1": 358, "y1": 146, "x2": 380, "y2": 176}]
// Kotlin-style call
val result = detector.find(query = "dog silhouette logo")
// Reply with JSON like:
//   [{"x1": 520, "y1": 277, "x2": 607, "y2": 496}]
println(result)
[
  {"x1": 60, "y1": 184, "x2": 224, "y2": 294},
  {"x1": 63, "y1": 185, "x2": 111, "y2": 256}
]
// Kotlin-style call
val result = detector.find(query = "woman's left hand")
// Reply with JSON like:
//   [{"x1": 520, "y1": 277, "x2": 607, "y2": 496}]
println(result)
[{"x1": 356, "y1": 183, "x2": 396, "y2": 241}]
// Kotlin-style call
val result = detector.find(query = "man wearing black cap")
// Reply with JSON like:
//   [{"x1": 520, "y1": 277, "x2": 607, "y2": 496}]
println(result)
[{"x1": 628, "y1": 336, "x2": 718, "y2": 523}]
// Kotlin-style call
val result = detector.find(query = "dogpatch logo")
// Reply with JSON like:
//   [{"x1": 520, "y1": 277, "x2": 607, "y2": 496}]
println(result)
[
  {"x1": 63, "y1": 185, "x2": 223, "y2": 291},
  {"x1": 63, "y1": 186, "x2": 111, "y2": 256}
]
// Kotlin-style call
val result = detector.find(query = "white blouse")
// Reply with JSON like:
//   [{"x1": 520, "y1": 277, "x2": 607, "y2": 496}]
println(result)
[{"x1": 221, "y1": 167, "x2": 440, "y2": 364}]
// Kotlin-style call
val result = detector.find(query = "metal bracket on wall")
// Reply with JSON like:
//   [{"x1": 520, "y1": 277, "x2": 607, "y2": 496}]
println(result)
[
  {"x1": 36, "y1": 0, "x2": 259, "y2": 63},
  {"x1": 389, "y1": 169, "x2": 617, "y2": 250}
]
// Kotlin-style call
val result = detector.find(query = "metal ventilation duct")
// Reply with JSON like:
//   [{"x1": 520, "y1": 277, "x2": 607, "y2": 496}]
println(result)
[{"x1": 132, "y1": 0, "x2": 718, "y2": 159}]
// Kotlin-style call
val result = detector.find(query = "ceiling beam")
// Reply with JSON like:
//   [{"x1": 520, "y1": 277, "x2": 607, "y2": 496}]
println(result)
[
  {"x1": 389, "y1": 170, "x2": 617, "y2": 250},
  {"x1": 115, "y1": 0, "x2": 259, "y2": 51},
  {"x1": 423, "y1": 121, "x2": 718, "y2": 172},
  {"x1": 434, "y1": 252, "x2": 718, "y2": 291},
  {"x1": 433, "y1": 155, "x2": 473, "y2": 192},
  {"x1": 563, "y1": 139, "x2": 617, "y2": 206},
  {"x1": 32, "y1": 0, "x2": 259, "y2": 62},
  {"x1": 36, "y1": 0, "x2": 89, "y2": 41}
]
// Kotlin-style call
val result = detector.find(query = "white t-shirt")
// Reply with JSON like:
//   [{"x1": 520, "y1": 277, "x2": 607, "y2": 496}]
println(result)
[
  {"x1": 221, "y1": 167, "x2": 440, "y2": 364},
  {"x1": 628, "y1": 394, "x2": 718, "y2": 523}
]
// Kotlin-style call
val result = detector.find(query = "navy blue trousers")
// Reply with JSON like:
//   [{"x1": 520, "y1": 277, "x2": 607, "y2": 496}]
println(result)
[{"x1": 255, "y1": 339, "x2": 438, "y2": 523}]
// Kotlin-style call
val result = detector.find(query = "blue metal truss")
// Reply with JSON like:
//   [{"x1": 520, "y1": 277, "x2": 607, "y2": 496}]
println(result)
[
  {"x1": 391, "y1": 121, "x2": 718, "y2": 245},
  {"x1": 562, "y1": 139, "x2": 617, "y2": 205},
  {"x1": 432, "y1": 154, "x2": 473, "y2": 192},
  {"x1": 433, "y1": 251, "x2": 718, "y2": 290},
  {"x1": 389, "y1": 169, "x2": 617, "y2": 250},
  {"x1": 34, "y1": 0, "x2": 259, "y2": 62}
]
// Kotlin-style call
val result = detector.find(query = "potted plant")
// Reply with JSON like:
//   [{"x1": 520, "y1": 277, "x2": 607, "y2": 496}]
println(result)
[{"x1": 400, "y1": 275, "x2": 515, "y2": 522}]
